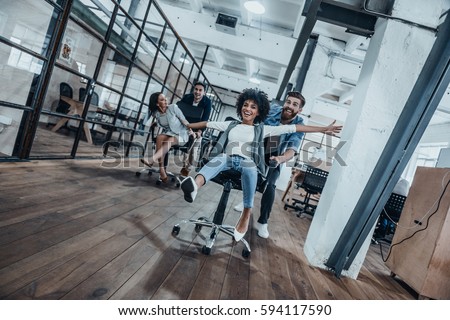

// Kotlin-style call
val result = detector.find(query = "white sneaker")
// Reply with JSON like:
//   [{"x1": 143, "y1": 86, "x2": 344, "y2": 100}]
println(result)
[
  {"x1": 255, "y1": 222, "x2": 269, "y2": 239},
  {"x1": 234, "y1": 202, "x2": 244, "y2": 212}
]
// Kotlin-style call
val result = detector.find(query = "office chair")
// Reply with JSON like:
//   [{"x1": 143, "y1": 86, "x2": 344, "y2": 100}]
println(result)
[
  {"x1": 172, "y1": 165, "x2": 268, "y2": 257},
  {"x1": 171, "y1": 121, "x2": 269, "y2": 257},
  {"x1": 284, "y1": 166, "x2": 328, "y2": 217},
  {"x1": 135, "y1": 127, "x2": 196, "y2": 187},
  {"x1": 79, "y1": 87, "x2": 99, "y2": 106},
  {"x1": 135, "y1": 101, "x2": 204, "y2": 187},
  {"x1": 47, "y1": 82, "x2": 73, "y2": 127},
  {"x1": 372, "y1": 192, "x2": 407, "y2": 243},
  {"x1": 56, "y1": 82, "x2": 73, "y2": 113}
]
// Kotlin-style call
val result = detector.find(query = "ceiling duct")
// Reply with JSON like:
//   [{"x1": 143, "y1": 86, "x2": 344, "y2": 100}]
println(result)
[
  {"x1": 215, "y1": 13, "x2": 238, "y2": 35},
  {"x1": 302, "y1": 0, "x2": 396, "y2": 37},
  {"x1": 364, "y1": 0, "x2": 395, "y2": 15}
]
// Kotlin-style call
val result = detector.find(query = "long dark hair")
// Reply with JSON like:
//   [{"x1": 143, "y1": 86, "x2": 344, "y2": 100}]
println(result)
[
  {"x1": 235, "y1": 88, "x2": 270, "y2": 124},
  {"x1": 149, "y1": 92, "x2": 163, "y2": 113}
]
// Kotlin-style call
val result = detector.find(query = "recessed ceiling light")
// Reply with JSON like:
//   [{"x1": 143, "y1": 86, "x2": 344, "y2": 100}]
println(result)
[
  {"x1": 249, "y1": 76, "x2": 261, "y2": 84},
  {"x1": 244, "y1": 1, "x2": 266, "y2": 15}
]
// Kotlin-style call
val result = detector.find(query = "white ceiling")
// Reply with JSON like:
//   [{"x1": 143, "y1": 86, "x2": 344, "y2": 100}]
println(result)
[{"x1": 155, "y1": 0, "x2": 450, "y2": 128}]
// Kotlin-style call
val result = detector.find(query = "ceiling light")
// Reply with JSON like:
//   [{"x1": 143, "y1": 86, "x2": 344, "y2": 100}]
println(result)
[
  {"x1": 179, "y1": 53, "x2": 190, "y2": 64},
  {"x1": 244, "y1": 1, "x2": 266, "y2": 15},
  {"x1": 249, "y1": 76, "x2": 261, "y2": 84},
  {"x1": 249, "y1": 69, "x2": 261, "y2": 84}
]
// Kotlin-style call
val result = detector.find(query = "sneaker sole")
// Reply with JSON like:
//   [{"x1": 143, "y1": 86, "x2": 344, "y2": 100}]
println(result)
[
  {"x1": 181, "y1": 178, "x2": 195, "y2": 203},
  {"x1": 257, "y1": 232, "x2": 269, "y2": 239}
]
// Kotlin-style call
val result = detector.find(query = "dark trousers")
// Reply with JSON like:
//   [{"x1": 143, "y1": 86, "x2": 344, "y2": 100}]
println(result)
[{"x1": 258, "y1": 165, "x2": 281, "y2": 224}]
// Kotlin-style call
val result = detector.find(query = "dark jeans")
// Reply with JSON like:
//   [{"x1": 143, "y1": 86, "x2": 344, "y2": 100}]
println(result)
[{"x1": 258, "y1": 165, "x2": 281, "y2": 224}]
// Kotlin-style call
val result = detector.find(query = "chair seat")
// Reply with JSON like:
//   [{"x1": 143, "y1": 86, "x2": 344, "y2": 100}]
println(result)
[{"x1": 211, "y1": 168, "x2": 267, "y2": 193}]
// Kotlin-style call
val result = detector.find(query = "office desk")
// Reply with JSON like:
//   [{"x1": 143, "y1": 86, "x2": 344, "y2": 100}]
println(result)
[{"x1": 51, "y1": 96, "x2": 93, "y2": 144}]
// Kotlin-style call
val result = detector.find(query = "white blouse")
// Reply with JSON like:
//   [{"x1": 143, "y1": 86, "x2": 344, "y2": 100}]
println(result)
[{"x1": 207, "y1": 121, "x2": 296, "y2": 160}]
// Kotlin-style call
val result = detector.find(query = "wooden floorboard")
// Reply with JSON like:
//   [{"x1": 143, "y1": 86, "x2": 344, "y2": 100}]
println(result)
[{"x1": 0, "y1": 158, "x2": 418, "y2": 300}]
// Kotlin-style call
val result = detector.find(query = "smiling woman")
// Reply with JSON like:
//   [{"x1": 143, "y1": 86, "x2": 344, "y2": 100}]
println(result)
[{"x1": 180, "y1": 88, "x2": 342, "y2": 243}]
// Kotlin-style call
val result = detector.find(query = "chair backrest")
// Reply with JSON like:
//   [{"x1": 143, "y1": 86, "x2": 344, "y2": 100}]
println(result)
[
  {"x1": 176, "y1": 100, "x2": 204, "y2": 123},
  {"x1": 60, "y1": 82, "x2": 73, "y2": 98},
  {"x1": 79, "y1": 87, "x2": 99, "y2": 106},
  {"x1": 383, "y1": 192, "x2": 407, "y2": 222},
  {"x1": 91, "y1": 92, "x2": 99, "y2": 106},
  {"x1": 301, "y1": 166, "x2": 329, "y2": 194},
  {"x1": 79, "y1": 87, "x2": 86, "y2": 101}
]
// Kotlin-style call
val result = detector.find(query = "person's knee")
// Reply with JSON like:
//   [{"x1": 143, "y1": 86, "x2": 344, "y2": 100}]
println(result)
[
  {"x1": 241, "y1": 165, "x2": 257, "y2": 178},
  {"x1": 266, "y1": 182, "x2": 276, "y2": 190}
]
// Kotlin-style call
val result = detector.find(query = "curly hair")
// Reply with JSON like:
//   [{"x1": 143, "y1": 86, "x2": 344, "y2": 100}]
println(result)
[
  {"x1": 149, "y1": 92, "x2": 163, "y2": 113},
  {"x1": 235, "y1": 88, "x2": 270, "y2": 124}
]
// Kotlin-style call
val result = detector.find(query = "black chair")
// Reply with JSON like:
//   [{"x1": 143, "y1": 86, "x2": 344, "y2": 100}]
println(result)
[
  {"x1": 135, "y1": 101, "x2": 204, "y2": 187},
  {"x1": 172, "y1": 166, "x2": 267, "y2": 257},
  {"x1": 79, "y1": 87, "x2": 99, "y2": 106},
  {"x1": 47, "y1": 82, "x2": 73, "y2": 128},
  {"x1": 285, "y1": 166, "x2": 328, "y2": 217},
  {"x1": 372, "y1": 192, "x2": 407, "y2": 243},
  {"x1": 55, "y1": 82, "x2": 73, "y2": 114},
  {"x1": 135, "y1": 126, "x2": 195, "y2": 187}
]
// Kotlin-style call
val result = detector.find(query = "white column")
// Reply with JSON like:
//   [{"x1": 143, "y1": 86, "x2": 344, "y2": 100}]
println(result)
[{"x1": 303, "y1": 0, "x2": 447, "y2": 278}]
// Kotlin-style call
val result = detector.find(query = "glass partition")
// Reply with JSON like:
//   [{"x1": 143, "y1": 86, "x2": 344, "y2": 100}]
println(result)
[
  {"x1": 57, "y1": 19, "x2": 103, "y2": 78},
  {"x1": 97, "y1": 46, "x2": 129, "y2": 92},
  {"x1": 143, "y1": 78, "x2": 164, "y2": 104},
  {"x1": 143, "y1": 4, "x2": 165, "y2": 49},
  {"x1": 135, "y1": 32, "x2": 156, "y2": 74},
  {"x1": 0, "y1": 0, "x2": 56, "y2": 56},
  {"x1": 0, "y1": 43, "x2": 44, "y2": 107},
  {"x1": 112, "y1": 5, "x2": 140, "y2": 60},
  {"x1": 125, "y1": 65, "x2": 149, "y2": 101},
  {"x1": 0, "y1": 0, "x2": 222, "y2": 160},
  {"x1": 70, "y1": 0, "x2": 113, "y2": 39}
]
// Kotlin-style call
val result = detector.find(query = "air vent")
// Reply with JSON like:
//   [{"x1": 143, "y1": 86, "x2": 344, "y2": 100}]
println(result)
[{"x1": 215, "y1": 13, "x2": 238, "y2": 35}]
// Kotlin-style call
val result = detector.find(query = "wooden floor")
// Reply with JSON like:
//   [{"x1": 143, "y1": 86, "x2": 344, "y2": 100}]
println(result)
[{"x1": 0, "y1": 158, "x2": 417, "y2": 300}]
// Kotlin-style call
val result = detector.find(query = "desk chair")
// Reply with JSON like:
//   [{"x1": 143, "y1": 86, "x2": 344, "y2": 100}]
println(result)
[
  {"x1": 285, "y1": 166, "x2": 328, "y2": 217},
  {"x1": 135, "y1": 101, "x2": 204, "y2": 187},
  {"x1": 135, "y1": 127, "x2": 196, "y2": 187},
  {"x1": 47, "y1": 82, "x2": 73, "y2": 127},
  {"x1": 172, "y1": 167, "x2": 267, "y2": 257},
  {"x1": 79, "y1": 87, "x2": 99, "y2": 106},
  {"x1": 372, "y1": 192, "x2": 407, "y2": 243},
  {"x1": 56, "y1": 82, "x2": 73, "y2": 113}
]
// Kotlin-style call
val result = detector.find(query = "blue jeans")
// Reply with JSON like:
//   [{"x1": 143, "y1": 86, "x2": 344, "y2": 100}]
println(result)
[{"x1": 197, "y1": 154, "x2": 258, "y2": 209}]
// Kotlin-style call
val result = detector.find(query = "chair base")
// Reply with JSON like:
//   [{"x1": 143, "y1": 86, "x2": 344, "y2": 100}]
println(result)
[
  {"x1": 135, "y1": 167, "x2": 182, "y2": 187},
  {"x1": 172, "y1": 217, "x2": 251, "y2": 257},
  {"x1": 283, "y1": 196, "x2": 318, "y2": 217}
]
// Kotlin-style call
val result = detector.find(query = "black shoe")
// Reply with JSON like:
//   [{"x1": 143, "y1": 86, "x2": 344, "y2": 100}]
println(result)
[{"x1": 180, "y1": 176, "x2": 197, "y2": 203}]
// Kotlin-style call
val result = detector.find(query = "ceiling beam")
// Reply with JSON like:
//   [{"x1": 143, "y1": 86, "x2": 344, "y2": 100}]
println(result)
[
  {"x1": 210, "y1": 47, "x2": 225, "y2": 69},
  {"x1": 189, "y1": 0, "x2": 203, "y2": 13},
  {"x1": 276, "y1": 0, "x2": 322, "y2": 99}
]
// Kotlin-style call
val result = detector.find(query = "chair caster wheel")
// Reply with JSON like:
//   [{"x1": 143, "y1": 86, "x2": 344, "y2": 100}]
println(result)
[
  {"x1": 172, "y1": 225, "x2": 180, "y2": 235},
  {"x1": 135, "y1": 172, "x2": 141, "y2": 177},
  {"x1": 171, "y1": 177, "x2": 176, "y2": 182},
  {"x1": 202, "y1": 245, "x2": 211, "y2": 255},
  {"x1": 284, "y1": 204, "x2": 287, "y2": 210},
  {"x1": 176, "y1": 183, "x2": 180, "y2": 188},
  {"x1": 147, "y1": 171, "x2": 152, "y2": 176},
  {"x1": 156, "y1": 180, "x2": 161, "y2": 185},
  {"x1": 242, "y1": 249, "x2": 251, "y2": 258},
  {"x1": 194, "y1": 224, "x2": 202, "y2": 232}
]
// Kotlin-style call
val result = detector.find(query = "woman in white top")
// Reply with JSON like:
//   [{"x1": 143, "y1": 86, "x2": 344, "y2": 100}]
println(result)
[
  {"x1": 180, "y1": 88, "x2": 342, "y2": 241},
  {"x1": 141, "y1": 92, "x2": 192, "y2": 183}
]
